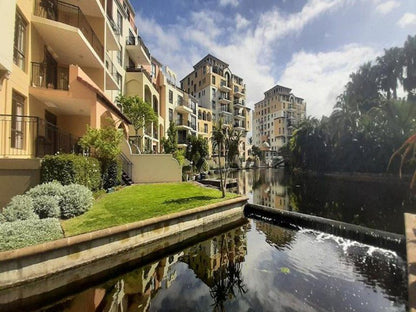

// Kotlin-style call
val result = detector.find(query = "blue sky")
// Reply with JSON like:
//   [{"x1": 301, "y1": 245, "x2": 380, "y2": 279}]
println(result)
[{"x1": 131, "y1": 0, "x2": 416, "y2": 117}]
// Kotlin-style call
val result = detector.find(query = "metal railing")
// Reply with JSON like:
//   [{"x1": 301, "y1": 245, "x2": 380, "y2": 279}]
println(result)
[
  {"x1": 31, "y1": 62, "x2": 69, "y2": 90},
  {"x1": 0, "y1": 114, "x2": 79, "y2": 157},
  {"x1": 125, "y1": 66, "x2": 153, "y2": 83},
  {"x1": 34, "y1": 0, "x2": 104, "y2": 60},
  {"x1": 119, "y1": 152, "x2": 133, "y2": 179},
  {"x1": 125, "y1": 35, "x2": 151, "y2": 61},
  {"x1": 105, "y1": 54, "x2": 119, "y2": 82},
  {"x1": 233, "y1": 99, "x2": 245, "y2": 106}
]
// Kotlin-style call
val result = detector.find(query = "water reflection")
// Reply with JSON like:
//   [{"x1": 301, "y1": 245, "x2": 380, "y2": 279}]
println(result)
[
  {"x1": 229, "y1": 168, "x2": 415, "y2": 234},
  {"x1": 38, "y1": 219, "x2": 407, "y2": 312}
]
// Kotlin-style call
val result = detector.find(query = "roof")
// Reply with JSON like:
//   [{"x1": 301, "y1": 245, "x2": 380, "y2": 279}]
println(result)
[{"x1": 193, "y1": 54, "x2": 229, "y2": 70}]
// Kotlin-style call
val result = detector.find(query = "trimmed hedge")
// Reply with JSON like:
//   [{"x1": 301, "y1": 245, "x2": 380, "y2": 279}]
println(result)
[
  {"x1": 2, "y1": 195, "x2": 38, "y2": 222},
  {"x1": 0, "y1": 218, "x2": 64, "y2": 251},
  {"x1": 41, "y1": 154, "x2": 101, "y2": 191},
  {"x1": 102, "y1": 159, "x2": 121, "y2": 189}
]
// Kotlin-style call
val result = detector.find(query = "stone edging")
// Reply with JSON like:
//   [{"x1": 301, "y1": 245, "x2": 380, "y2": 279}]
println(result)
[
  {"x1": 405, "y1": 213, "x2": 416, "y2": 312},
  {"x1": 0, "y1": 196, "x2": 248, "y2": 262}
]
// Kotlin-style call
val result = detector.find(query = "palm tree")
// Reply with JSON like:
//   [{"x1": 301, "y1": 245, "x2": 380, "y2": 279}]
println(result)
[
  {"x1": 376, "y1": 47, "x2": 403, "y2": 100},
  {"x1": 211, "y1": 119, "x2": 227, "y2": 197},
  {"x1": 387, "y1": 133, "x2": 416, "y2": 190}
]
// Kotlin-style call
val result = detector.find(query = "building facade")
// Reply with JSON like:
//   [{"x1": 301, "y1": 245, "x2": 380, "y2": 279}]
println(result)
[
  {"x1": 180, "y1": 54, "x2": 251, "y2": 160},
  {"x1": 253, "y1": 84, "x2": 306, "y2": 153}
]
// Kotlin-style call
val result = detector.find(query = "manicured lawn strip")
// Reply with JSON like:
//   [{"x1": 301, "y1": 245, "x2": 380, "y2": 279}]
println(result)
[{"x1": 61, "y1": 183, "x2": 237, "y2": 237}]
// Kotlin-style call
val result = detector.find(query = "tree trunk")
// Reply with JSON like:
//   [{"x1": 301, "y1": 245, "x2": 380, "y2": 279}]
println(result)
[{"x1": 217, "y1": 146, "x2": 225, "y2": 198}]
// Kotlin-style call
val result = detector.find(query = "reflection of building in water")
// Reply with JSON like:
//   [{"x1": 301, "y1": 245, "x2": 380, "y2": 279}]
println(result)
[
  {"x1": 181, "y1": 226, "x2": 248, "y2": 287},
  {"x1": 55, "y1": 253, "x2": 182, "y2": 312},
  {"x1": 251, "y1": 169, "x2": 289, "y2": 210},
  {"x1": 255, "y1": 221, "x2": 294, "y2": 250}
]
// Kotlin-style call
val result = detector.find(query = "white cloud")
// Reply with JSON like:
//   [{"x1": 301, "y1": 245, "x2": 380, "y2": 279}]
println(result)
[
  {"x1": 397, "y1": 12, "x2": 416, "y2": 28},
  {"x1": 135, "y1": 0, "x2": 357, "y2": 112},
  {"x1": 279, "y1": 44, "x2": 379, "y2": 118},
  {"x1": 375, "y1": 1, "x2": 400, "y2": 15},
  {"x1": 219, "y1": 0, "x2": 239, "y2": 7},
  {"x1": 235, "y1": 13, "x2": 250, "y2": 30}
]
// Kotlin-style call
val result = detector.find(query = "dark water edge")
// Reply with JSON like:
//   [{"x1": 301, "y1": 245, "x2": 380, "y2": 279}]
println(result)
[{"x1": 228, "y1": 168, "x2": 416, "y2": 234}]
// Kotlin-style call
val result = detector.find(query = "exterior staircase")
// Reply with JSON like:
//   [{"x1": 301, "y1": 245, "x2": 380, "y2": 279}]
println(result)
[{"x1": 119, "y1": 152, "x2": 133, "y2": 185}]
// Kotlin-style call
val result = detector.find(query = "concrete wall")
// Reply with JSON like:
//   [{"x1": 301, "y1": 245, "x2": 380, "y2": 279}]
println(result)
[
  {"x1": 122, "y1": 139, "x2": 181, "y2": 183},
  {"x1": 0, "y1": 196, "x2": 248, "y2": 308},
  {"x1": 0, "y1": 159, "x2": 40, "y2": 209}
]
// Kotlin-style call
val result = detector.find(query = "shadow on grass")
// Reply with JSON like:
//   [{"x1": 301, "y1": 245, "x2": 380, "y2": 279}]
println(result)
[{"x1": 163, "y1": 196, "x2": 218, "y2": 205}]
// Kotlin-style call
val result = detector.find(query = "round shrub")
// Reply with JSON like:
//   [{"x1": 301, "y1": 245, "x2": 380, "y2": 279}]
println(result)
[
  {"x1": 0, "y1": 213, "x2": 5, "y2": 223},
  {"x1": 2, "y1": 195, "x2": 38, "y2": 222},
  {"x1": 60, "y1": 184, "x2": 93, "y2": 219},
  {"x1": 26, "y1": 181, "x2": 64, "y2": 201},
  {"x1": 32, "y1": 195, "x2": 61, "y2": 219}
]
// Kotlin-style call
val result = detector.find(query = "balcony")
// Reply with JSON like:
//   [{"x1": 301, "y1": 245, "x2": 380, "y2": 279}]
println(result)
[
  {"x1": 234, "y1": 111, "x2": 245, "y2": 120},
  {"x1": 125, "y1": 35, "x2": 151, "y2": 66},
  {"x1": 233, "y1": 122, "x2": 246, "y2": 132},
  {"x1": 176, "y1": 120, "x2": 197, "y2": 132},
  {"x1": 219, "y1": 96, "x2": 231, "y2": 105},
  {"x1": 233, "y1": 88, "x2": 245, "y2": 98},
  {"x1": 219, "y1": 80, "x2": 231, "y2": 92},
  {"x1": 33, "y1": 0, "x2": 104, "y2": 68},
  {"x1": 105, "y1": 54, "x2": 119, "y2": 90},
  {"x1": 233, "y1": 99, "x2": 245, "y2": 108},
  {"x1": 0, "y1": 114, "x2": 79, "y2": 158},
  {"x1": 106, "y1": 17, "x2": 120, "y2": 51},
  {"x1": 175, "y1": 101, "x2": 193, "y2": 115},
  {"x1": 126, "y1": 66, "x2": 153, "y2": 83},
  {"x1": 31, "y1": 62, "x2": 69, "y2": 91}
]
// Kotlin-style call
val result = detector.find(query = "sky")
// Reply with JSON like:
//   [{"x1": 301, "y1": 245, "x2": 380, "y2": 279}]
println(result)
[{"x1": 131, "y1": 0, "x2": 416, "y2": 118}]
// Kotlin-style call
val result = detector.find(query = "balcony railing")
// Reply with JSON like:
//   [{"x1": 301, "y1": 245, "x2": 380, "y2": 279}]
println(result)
[
  {"x1": 125, "y1": 66, "x2": 153, "y2": 83},
  {"x1": 105, "y1": 54, "x2": 119, "y2": 83},
  {"x1": 31, "y1": 62, "x2": 69, "y2": 90},
  {"x1": 125, "y1": 35, "x2": 151, "y2": 61},
  {"x1": 34, "y1": 0, "x2": 104, "y2": 60},
  {"x1": 107, "y1": 16, "x2": 120, "y2": 36},
  {"x1": 0, "y1": 115, "x2": 79, "y2": 157},
  {"x1": 176, "y1": 120, "x2": 197, "y2": 131},
  {"x1": 233, "y1": 99, "x2": 245, "y2": 106}
]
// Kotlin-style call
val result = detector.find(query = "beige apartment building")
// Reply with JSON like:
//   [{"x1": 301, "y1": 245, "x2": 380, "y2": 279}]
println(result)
[
  {"x1": 253, "y1": 84, "x2": 306, "y2": 154},
  {"x1": 0, "y1": 0, "x2": 186, "y2": 206},
  {"x1": 180, "y1": 54, "x2": 251, "y2": 160}
]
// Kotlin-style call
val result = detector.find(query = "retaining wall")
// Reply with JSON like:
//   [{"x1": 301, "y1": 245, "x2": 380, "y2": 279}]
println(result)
[
  {"x1": 405, "y1": 213, "x2": 416, "y2": 312},
  {"x1": 0, "y1": 196, "x2": 248, "y2": 310}
]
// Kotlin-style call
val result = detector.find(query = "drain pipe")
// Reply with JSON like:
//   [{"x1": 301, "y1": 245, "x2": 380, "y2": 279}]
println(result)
[{"x1": 244, "y1": 203, "x2": 406, "y2": 256}]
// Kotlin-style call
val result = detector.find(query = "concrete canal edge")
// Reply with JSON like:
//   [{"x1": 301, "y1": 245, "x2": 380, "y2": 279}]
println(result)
[
  {"x1": 244, "y1": 203, "x2": 406, "y2": 254},
  {"x1": 0, "y1": 196, "x2": 248, "y2": 303},
  {"x1": 405, "y1": 213, "x2": 416, "y2": 312}
]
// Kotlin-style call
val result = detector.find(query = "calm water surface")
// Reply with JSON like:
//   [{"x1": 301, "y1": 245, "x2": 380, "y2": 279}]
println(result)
[
  {"x1": 229, "y1": 169, "x2": 415, "y2": 234},
  {"x1": 39, "y1": 219, "x2": 407, "y2": 312}
]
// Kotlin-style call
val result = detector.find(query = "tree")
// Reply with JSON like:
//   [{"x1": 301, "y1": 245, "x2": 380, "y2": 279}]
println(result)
[
  {"x1": 79, "y1": 123, "x2": 123, "y2": 188},
  {"x1": 211, "y1": 119, "x2": 227, "y2": 197},
  {"x1": 161, "y1": 121, "x2": 178, "y2": 154},
  {"x1": 116, "y1": 95, "x2": 157, "y2": 152},
  {"x1": 185, "y1": 135, "x2": 209, "y2": 172}
]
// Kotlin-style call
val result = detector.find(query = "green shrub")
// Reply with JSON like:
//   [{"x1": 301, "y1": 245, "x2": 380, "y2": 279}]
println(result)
[
  {"x1": 102, "y1": 160, "x2": 121, "y2": 189},
  {"x1": 27, "y1": 181, "x2": 64, "y2": 200},
  {"x1": 0, "y1": 218, "x2": 64, "y2": 251},
  {"x1": 41, "y1": 154, "x2": 101, "y2": 191},
  {"x1": 32, "y1": 195, "x2": 61, "y2": 219},
  {"x1": 2, "y1": 195, "x2": 38, "y2": 222},
  {"x1": 60, "y1": 184, "x2": 93, "y2": 219},
  {"x1": 0, "y1": 213, "x2": 5, "y2": 223}
]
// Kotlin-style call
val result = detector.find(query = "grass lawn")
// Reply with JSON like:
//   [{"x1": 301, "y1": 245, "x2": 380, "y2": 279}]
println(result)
[{"x1": 61, "y1": 182, "x2": 238, "y2": 237}]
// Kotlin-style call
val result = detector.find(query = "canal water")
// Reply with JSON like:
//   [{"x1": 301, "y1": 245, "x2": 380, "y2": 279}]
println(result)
[
  {"x1": 37, "y1": 219, "x2": 407, "y2": 312},
  {"x1": 230, "y1": 168, "x2": 415, "y2": 234},
  {"x1": 16, "y1": 169, "x2": 416, "y2": 311}
]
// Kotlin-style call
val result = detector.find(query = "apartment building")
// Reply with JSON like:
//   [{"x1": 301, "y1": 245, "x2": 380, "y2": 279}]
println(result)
[
  {"x1": 180, "y1": 54, "x2": 251, "y2": 159},
  {"x1": 158, "y1": 66, "x2": 198, "y2": 150},
  {"x1": 253, "y1": 84, "x2": 306, "y2": 153}
]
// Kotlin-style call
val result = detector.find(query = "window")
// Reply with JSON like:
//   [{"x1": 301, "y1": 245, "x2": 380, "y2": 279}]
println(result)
[
  {"x1": 195, "y1": 71, "x2": 197, "y2": 78},
  {"x1": 203, "y1": 67, "x2": 206, "y2": 74},
  {"x1": 14, "y1": 11, "x2": 26, "y2": 70},
  {"x1": 117, "y1": 11, "x2": 123, "y2": 35},
  {"x1": 212, "y1": 88, "x2": 216, "y2": 98},
  {"x1": 187, "y1": 77, "x2": 190, "y2": 84},
  {"x1": 11, "y1": 91, "x2": 25, "y2": 149},
  {"x1": 212, "y1": 76, "x2": 216, "y2": 84},
  {"x1": 169, "y1": 108, "x2": 173, "y2": 122},
  {"x1": 151, "y1": 63, "x2": 156, "y2": 78},
  {"x1": 169, "y1": 90, "x2": 173, "y2": 104},
  {"x1": 204, "y1": 124, "x2": 208, "y2": 133},
  {"x1": 116, "y1": 72, "x2": 122, "y2": 88},
  {"x1": 117, "y1": 48, "x2": 122, "y2": 66}
]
